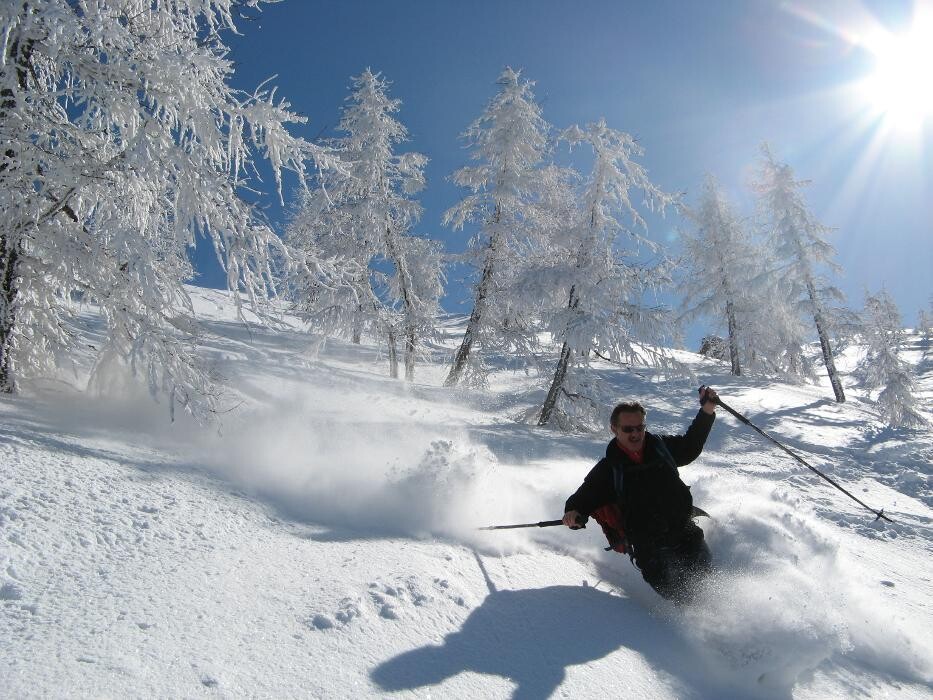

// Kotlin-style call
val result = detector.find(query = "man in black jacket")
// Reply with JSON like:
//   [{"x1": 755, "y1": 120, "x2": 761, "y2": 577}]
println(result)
[{"x1": 562, "y1": 387, "x2": 719, "y2": 602}]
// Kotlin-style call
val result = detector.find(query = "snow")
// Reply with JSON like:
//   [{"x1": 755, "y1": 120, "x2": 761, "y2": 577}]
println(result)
[{"x1": 2, "y1": 286, "x2": 932, "y2": 699}]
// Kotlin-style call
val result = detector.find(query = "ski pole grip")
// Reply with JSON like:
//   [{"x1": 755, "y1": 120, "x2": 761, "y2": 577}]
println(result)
[{"x1": 698, "y1": 385, "x2": 714, "y2": 405}]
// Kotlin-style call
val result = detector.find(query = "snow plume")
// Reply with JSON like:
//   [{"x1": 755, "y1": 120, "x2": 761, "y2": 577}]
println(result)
[
  {"x1": 186, "y1": 389, "x2": 538, "y2": 546},
  {"x1": 682, "y1": 501, "x2": 850, "y2": 693},
  {"x1": 679, "y1": 474, "x2": 932, "y2": 694},
  {"x1": 26, "y1": 350, "x2": 540, "y2": 547}
]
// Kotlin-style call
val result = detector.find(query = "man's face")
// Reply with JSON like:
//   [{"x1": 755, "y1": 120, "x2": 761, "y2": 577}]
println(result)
[{"x1": 611, "y1": 411, "x2": 646, "y2": 451}]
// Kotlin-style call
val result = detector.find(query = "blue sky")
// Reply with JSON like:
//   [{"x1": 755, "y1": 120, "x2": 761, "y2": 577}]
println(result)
[{"x1": 205, "y1": 0, "x2": 932, "y2": 347}]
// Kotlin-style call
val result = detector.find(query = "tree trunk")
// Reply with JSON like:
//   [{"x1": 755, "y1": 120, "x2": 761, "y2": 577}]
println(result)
[
  {"x1": 539, "y1": 286, "x2": 580, "y2": 426},
  {"x1": 404, "y1": 328, "x2": 416, "y2": 382},
  {"x1": 0, "y1": 239, "x2": 18, "y2": 393},
  {"x1": 387, "y1": 327, "x2": 399, "y2": 379},
  {"x1": 445, "y1": 232, "x2": 499, "y2": 387},
  {"x1": 0, "y1": 33, "x2": 32, "y2": 394},
  {"x1": 807, "y1": 279, "x2": 845, "y2": 402},
  {"x1": 725, "y1": 299, "x2": 741, "y2": 376},
  {"x1": 445, "y1": 267, "x2": 487, "y2": 386},
  {"x1": 351, "y1": 305, "x2": 362, "y2": 344},
  {"x1": 539, "y1": 341, "x2": 573, "y2": 426},
  {"x1": 384, "y1": 223, "x2": 418, "y2": 382}
]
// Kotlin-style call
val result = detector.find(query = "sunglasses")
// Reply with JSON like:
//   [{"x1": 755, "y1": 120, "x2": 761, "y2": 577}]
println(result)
[{"x1": 616, "y1": 424, "x2": 646, "y2": 433}]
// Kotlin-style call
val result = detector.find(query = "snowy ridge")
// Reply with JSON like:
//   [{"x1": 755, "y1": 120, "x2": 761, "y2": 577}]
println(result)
[{"x1": 1, "y1": 286, "x2": 931, "y2": 698}]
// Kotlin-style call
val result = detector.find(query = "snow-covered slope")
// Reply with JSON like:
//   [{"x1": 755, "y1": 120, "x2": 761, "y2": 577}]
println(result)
[{"x1": 2, "y1": 287, "x2": 931, "y2": 699}]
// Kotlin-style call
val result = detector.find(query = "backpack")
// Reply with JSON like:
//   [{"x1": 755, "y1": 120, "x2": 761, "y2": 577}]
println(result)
[
  {"x1": 591, "y1": 503, "x2": 629, "y2": 553},
  {"x1": 592, "y1": 501, "x2": 710, "y2": 555}
]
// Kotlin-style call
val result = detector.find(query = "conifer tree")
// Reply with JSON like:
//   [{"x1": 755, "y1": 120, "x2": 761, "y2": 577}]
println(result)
[
  {"x1": 678, "y1": 175, "x2": 758, "y2": 376},
  {"x1": 918, "y1": 300, "x2": 932, "y2": 357},
  {"x1": 443, "y1": 68, "x2": 550, "y2": 386},
  {"x1": 752, "y1": 144, "x2": 847, "y2": 402},
  {"x1": 287, "y1": 70, "x2": 440, "y2": 379},
  {"x1": 533, "y1": 121, "x2": 677, "y2": 428},
  {"x1": 858, "y1": 290, "x2": 926, "y2": 428}
]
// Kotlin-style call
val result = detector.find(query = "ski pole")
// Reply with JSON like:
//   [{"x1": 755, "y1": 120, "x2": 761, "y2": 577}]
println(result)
[
  {"x1": 708, "y1": 392, "x2": 894, "y2": 523},
  {"x1": 478, "y1": 519, "x2": 585, "y2": 531}
]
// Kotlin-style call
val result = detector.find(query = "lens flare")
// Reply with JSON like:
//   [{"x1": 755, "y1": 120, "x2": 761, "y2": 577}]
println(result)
[{"x1": 860, "y1": 14, "x2": 933, "y2": 127}]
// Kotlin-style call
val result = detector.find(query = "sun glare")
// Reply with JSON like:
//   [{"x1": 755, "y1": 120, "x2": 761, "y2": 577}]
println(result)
[{"x1": 861, "y1": 15, "x2": 933, "y2": 127}]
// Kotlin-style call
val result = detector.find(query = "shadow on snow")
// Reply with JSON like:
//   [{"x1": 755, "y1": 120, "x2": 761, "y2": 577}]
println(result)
[{"x1": 369, "y1": 582, "x2": 725, "y2": 700}]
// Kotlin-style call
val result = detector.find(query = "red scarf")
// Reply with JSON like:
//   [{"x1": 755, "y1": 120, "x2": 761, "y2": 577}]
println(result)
[{"x1": 617, "y1": 440, "x2": 644, "y2": 463}]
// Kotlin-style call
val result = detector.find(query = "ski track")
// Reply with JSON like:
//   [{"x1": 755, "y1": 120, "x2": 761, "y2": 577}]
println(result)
[{"x1": 2, "y1": 287, "x2": 932, "y2": 699}]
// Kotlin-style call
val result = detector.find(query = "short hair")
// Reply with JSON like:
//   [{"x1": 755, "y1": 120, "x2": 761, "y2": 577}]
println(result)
[{"x1": 610, "y1": 401, "x2": 646, "y2": 426}]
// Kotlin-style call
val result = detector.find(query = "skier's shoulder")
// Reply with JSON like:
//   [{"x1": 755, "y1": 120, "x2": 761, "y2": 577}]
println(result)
[
  {"x1": 603, "y1": 438, "x2": 617, "y2": 459},
  {"x1": 582, "y1": 445, "x2": 615, "y2": 480}
]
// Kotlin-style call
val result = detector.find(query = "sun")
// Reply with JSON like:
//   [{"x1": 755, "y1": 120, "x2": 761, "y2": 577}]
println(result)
[{"x1": 860, "y1": 14, "x2": 933, "y2": 127}]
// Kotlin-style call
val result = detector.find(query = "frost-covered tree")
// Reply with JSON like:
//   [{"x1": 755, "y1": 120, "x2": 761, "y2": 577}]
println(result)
[
  {"x1": 396, "y1": 235, "x2": 446, "y2": 377},
  {"x1": 0, "y1": 0, "x2": 335, "y2": 418},
  {"x1": 743, "y1": 280, "x2": 816, "y2": 382},
  {"x1": 919, "y1": 300, "x2": 932, "y2": 356},
  {"x1": 287, "y1": 179, "x2": 365, "y2": 339},
  {"x1": 286, "y1": 69, "x2": 440, "y2": 380},
  {"x1": 857, "y1": 290, "x2": 926, "y2": 428},
  {"x1": 533, "y1": 121, "x2": 677, "y2": 428},
  {"x1": 443, "y1": 67, "x2": 550, "y2": 386},
  {"x1": 678, "y1": 174, "x2": 814, "y2": 380},
  {"x1": 678, "y1": 175, "x2": 758, "y2": 376},
  {"x1": 752, "y1": 144, "x2": 847, "y2": 402}
]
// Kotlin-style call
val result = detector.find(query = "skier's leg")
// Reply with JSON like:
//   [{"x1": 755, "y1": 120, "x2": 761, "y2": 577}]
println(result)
[
  {"x1": 665, "y1": 522, "x2": 712, "y2": 602},
  {"x1": 633, "y1": 522, "x2": 713, "y2": 603},
  {"x1": 632, "y1": 542, "x2": 679, "y2": 600},
  {"x1": 678, "y1": 521, "x2": 712, "y2": 577}
]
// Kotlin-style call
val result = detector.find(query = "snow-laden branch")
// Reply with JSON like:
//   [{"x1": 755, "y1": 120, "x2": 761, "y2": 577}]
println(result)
[{"x1": 0, "y1": 0, "x2": 338, "y2": 418}]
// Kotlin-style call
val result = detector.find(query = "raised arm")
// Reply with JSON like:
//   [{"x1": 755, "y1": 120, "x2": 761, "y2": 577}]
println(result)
[{"x1": 662, "y1": 410, "x2": 715, "y2": 466}]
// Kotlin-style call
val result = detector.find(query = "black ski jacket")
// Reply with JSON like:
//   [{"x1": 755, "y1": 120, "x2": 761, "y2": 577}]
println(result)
[{"x1": 564, "y1": 410, "x2": 715, "y2": 543}]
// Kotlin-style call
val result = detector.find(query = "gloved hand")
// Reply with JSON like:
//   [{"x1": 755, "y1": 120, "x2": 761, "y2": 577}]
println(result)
[
  {"x1": 562, "y1": 510, "x2": 587, "y2": 529},
  {"x1": 698, "y1": 385, "x2": 719, "y2": 412}
]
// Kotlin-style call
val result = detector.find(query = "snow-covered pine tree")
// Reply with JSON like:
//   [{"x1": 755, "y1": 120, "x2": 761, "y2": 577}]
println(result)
[
  {"x1": 678, "y1": 174, "x2": 759, "y2": 376},
  {"x1": 752, "y1": 144, "x2": 847, "y2": 402},
  {"x1": 858, "y1": 290, "x2": 926, "y2": 428},
  {"x1": 443, "y1": 67, "x2": 550, "y2": 387},
  {"x1": 741, "y1": 280, "x2": 815, "y2": 382},
  {"x1": 394, "y1": 235, "x2": 446, "y2": 378},
  {"x1": 534, "y1": 120, "x2": 677, "y2": 428},
  {"x1": 677, "y1": 174, "x2": 812, "y2": 380},
  {"x1": 0, "y1": 0, "x2": 335, "y2": 419},
  {"x1": 286, "y1": 180, "x2": 366, "y2": 339},
  {"x1": 286, "y1": 69, "x2": 438, "y2": 380},
  {"x1": 919, "y1": 300, "x2": 932, "y2": 356}
]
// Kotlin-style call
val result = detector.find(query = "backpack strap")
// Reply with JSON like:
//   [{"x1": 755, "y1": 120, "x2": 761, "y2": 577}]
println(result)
[
  {"x1": 612, "y1": 458, "x2": 625, "y2": 498},
  {"x1": 653, "y1": 437, "x2": 678, "y2": 473},
  {"x1": 610, "y1": 435, "x2": 675, "y2": 503}
]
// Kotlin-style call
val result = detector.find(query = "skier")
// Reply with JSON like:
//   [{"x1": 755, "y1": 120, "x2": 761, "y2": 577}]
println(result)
[{"x1": 562, "y1": 387, "x2": 719, "y2": 602}]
